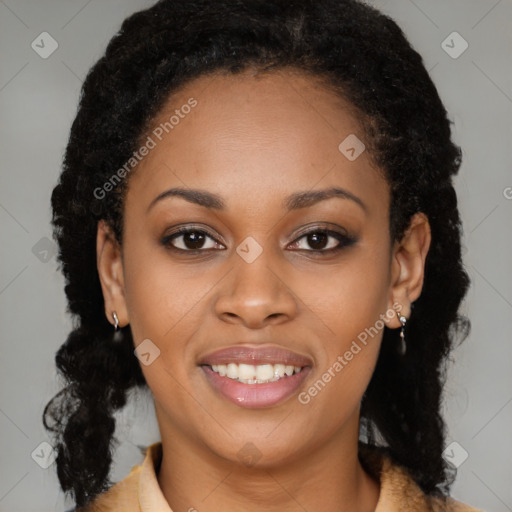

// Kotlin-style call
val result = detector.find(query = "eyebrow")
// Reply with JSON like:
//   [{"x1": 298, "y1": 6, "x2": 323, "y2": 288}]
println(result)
[{"x1": 146, "y1": 186, "x2": 367, "y2": 214}]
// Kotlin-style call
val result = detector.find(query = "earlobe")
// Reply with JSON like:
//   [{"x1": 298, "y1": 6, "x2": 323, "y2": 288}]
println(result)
[
  {"x1": 96, "y1": 220, "x2": 130, "y2": 328},
  {"x1": 386, "y1": 212, "x2": 431, "y2": 328}
]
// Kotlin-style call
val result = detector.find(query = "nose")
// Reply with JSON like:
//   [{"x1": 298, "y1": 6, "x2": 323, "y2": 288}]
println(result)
[{"x1": 213, "y1": 252, "x2": 298, "y2": 329}]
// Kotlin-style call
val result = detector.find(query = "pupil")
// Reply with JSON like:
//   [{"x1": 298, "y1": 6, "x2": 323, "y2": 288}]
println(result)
[
  {"x1": 308, "y1": 232, "x2": 327, "y2": 250},
  {"x1": 185, "y1": 232, "x2": 205, "y2": 250}
]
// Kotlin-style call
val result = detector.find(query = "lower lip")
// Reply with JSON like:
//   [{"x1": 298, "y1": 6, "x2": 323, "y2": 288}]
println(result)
[{"x1": 201, "y1": 365, "x2": 311, "y2": 409}]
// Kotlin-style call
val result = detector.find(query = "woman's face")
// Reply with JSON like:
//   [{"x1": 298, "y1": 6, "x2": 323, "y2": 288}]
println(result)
[{"x1": 98, "y1": 68, "x2": 429, "y2": 466}]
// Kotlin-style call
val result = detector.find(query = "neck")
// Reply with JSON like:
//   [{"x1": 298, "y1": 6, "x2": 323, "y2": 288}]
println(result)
[{"x1": 156, "y1": 407, "x2": 380, "y2": 512}]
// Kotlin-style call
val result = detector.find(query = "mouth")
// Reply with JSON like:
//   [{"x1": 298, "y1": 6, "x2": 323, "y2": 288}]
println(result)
[
  {"x1": 200, "y1": 364, "x2": 311, "y2": 408},
  {"x1": 198, "y1": 345, "x2": 312, "y2": 408}
]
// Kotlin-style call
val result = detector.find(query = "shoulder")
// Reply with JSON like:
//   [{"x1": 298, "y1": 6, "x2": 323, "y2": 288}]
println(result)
[
  {"x1": 440, "y1": 496, "x2": 487, "y2": 512},
  {"x1": 73, "y1": 443, "x2": 161, "y2": 512},
  {"x1": 358, "y1": 442, "x2": 486, "y2": 512},
  {"x1": 74, "y1": 464, "x2": 141, "y2": 512}
]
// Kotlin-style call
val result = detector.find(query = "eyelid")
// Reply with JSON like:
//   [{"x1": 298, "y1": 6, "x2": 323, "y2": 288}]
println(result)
[{"x1": 292, "y1": 222, "x2": 349, "y2": 239}]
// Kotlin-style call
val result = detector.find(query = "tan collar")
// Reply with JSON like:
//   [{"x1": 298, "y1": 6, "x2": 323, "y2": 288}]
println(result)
[{"x1": 81, "y1": 441, "x2": 483, "y2": 512}]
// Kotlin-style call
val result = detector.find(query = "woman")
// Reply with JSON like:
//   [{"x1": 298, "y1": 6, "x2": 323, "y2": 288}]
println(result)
[{"x1": 44, "y1": 0, "x2": 484, "y2": 510}]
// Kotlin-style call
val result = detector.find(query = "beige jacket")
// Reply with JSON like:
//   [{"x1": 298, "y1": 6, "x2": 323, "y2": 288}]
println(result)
[{"x1": 76, "y1": 442, "x2": 485, "y2": 512}]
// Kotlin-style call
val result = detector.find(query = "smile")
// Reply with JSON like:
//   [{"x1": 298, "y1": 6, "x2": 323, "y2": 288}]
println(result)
[{"x1": 200, "y1": 364, "x2": 311, "y2": 408}]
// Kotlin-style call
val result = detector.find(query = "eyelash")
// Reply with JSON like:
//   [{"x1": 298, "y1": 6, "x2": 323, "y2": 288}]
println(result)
[{"x1": 161, "y1": 226, "x2": 357, "y2": 256}]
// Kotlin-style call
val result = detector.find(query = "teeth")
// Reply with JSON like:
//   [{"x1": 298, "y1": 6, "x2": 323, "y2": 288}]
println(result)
[{"x1": 210, "y1": 363, "x2": 303, "y2": 383}]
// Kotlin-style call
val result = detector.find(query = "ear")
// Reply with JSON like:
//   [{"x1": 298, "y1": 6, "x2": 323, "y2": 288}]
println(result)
[
  {"x1": 385, "y1": 212, "x2": 431, "y2": 328},
  {"x1": 96, "y1": 220, "x2": 129, "y2": 328}
]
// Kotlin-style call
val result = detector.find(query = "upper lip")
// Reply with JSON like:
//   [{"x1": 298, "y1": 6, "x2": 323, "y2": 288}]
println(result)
[{"x1": 199, "y1": 345, "x2": 313, "y2": 367}]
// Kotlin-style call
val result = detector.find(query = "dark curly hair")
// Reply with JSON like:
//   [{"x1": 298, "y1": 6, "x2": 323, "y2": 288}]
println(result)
[{"x1": 43, "y1": 0, "x2": 471, "y2": 508}]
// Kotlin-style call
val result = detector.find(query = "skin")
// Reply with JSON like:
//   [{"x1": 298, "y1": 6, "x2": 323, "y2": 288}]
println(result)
[{"x1": 96, "y1": 68, "x2": 431, "y2": 512}]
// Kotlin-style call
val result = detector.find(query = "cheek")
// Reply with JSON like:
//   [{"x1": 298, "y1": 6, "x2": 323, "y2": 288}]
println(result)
[
  {"x1": 291, "y1": 249, "x2": 389, "y2": 396},
  {"x1": 121, "y1": 233, "x2": 190, "y2": 334},
  {"x1": 292, "y1": 247, "x2": 390, "y2": 336},
  {"x1": 294, "y1": 258, "x2": 388, "y2": 411},
  {"x1": 121, "y1": 240, "x2": 216, "y2": 384}
]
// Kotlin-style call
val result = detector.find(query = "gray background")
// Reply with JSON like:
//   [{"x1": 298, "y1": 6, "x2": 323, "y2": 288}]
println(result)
[{"x1": 0, "y1": 0, "x2": 511, "y2": 511}]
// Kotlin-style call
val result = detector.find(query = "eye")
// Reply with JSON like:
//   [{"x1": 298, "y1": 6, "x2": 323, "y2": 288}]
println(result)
[
  {"x1": 161, "y1": 227, "x2": 223, "y2": 252},
  {"x1": 288, "y1": 228, "x2": 357, "y2": 254},
  {"x1": 161, "y1": 225, "x2": 357, "y2": 255}
]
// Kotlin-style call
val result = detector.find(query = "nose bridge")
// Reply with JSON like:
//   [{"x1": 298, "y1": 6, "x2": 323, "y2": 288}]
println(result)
[
  {"x1": 234, "y1": 241, "x2": 279, "y2": 298},
  {"x1": 213, "y1": 236, "x2": 297, "y2": 326}
]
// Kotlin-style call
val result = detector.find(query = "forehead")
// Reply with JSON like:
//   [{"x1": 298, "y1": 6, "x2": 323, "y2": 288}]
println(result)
[{"x1": 125, "y1": 68, "x2": 389, "y2": 218}]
